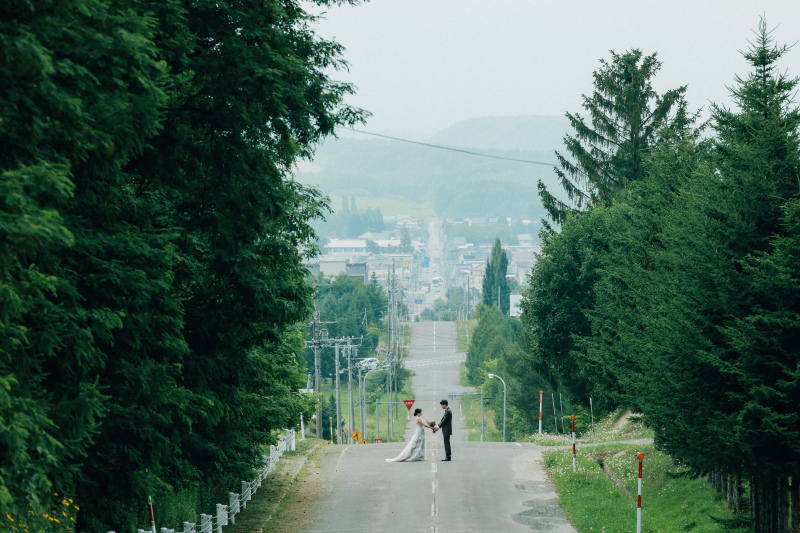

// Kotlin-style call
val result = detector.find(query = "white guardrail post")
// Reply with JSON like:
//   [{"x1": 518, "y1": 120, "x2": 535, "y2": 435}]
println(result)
[
  {"x1": 199, "y1": 514, "x2": 212, "y2": 533},
  {"x1": 228, "y1": 492, "x2": 240, "y2": 524},
  {"x1": 241, "y1": 481, "x2": 252, "y2": 509},
  {"x1": 182, "y1": 522, "x2": 195, "y2": 532},
  {"x1": 215, "y1": 504, "x2": 228, "y2": 533}
]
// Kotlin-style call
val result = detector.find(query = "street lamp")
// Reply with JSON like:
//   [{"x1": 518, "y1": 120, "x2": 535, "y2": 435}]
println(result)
[{"x1": 487, "y1": 373, "x2": 506, "y2": 442}]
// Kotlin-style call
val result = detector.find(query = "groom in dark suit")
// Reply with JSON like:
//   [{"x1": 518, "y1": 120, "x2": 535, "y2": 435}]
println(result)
[{"x1": 434, "y1": 399, "x2": 452, "y2": 461}]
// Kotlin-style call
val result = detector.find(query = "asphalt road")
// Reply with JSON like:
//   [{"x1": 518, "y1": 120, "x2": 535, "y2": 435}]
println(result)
[{"x1": 303, "y1": 322, "x2": 575, "y2": 533}]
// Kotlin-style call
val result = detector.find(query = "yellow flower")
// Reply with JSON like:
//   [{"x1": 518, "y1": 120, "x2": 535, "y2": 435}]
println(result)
[{"x1": 74, "y1": 506, "x2": 79, "y2": 511}]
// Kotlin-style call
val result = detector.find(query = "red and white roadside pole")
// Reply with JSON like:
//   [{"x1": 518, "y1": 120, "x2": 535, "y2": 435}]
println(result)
[
  {"x1": 148, "y1": 495, "x2": 156, "y2": 533},
  {"x1": 637, "y1": 453, "x2": 644, "y2": 533},
  {"x1": 329, "y1": 417, "x2": 333, "y2": 444},
  {"x1": 571, "y1": 415, "x2": 577, "y2": 473},
  {"x1": 538, "y1": 390, "x2": 543, "y2": 434}
]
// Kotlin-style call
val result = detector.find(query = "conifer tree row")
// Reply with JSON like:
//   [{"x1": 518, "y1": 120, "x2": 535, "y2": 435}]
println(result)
[{"x1": 521, "y1": 20, "x2": 800, "y2": 532}]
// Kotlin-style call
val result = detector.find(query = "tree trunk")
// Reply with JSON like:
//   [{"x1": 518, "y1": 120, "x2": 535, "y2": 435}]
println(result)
[
  {"x1": 791, "y1": 477, "x2": 800, "y2": 533},
  {"x1": 751, "y1": 472, "x2": 790, "y2": 533},
  {"x1": 708, "y1": 469, "x2": 725, "y2": 493},
  {"x1": 727, "y1": 474, "x2": 742, "y2": 514}
]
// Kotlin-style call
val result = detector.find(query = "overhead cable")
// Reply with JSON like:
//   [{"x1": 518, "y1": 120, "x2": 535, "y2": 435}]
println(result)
[{"x1": 343, "y1": 128, "x2": 558, "y2": 167}]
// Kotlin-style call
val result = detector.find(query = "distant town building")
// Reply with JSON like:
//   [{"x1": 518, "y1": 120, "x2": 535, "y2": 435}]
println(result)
[{"x1": 324, "y1": 239, "x2": 366, "y2": 254}]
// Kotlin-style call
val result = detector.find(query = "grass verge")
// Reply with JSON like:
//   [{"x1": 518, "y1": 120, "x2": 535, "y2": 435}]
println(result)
[
  {"x1": 543, "y1": 443, "x2": 751, "y2": 532},
  {"x1": 456, "y1": 320, "x2": 477, "y2": 352},
  {"x1": 225, "y1": 438, "x2": 323, "y2": 533},
  {"x1": 462, "y1": 396, "x2": 501, "y2": 442}
]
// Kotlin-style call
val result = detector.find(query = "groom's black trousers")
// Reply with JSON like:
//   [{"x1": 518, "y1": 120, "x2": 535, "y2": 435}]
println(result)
[{"x1": 443, "y1": 434, "x2": 451, "y2": 458}]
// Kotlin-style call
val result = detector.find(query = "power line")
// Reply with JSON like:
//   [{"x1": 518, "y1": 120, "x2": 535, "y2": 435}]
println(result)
[{"x1": 342, "y1": 128, "x2": 558, "y2": 167}]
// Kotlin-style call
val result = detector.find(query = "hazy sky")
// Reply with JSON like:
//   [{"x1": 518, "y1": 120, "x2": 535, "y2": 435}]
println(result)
[{"x1": 309, "y1": 1, "x2": 800, "y2": 138}]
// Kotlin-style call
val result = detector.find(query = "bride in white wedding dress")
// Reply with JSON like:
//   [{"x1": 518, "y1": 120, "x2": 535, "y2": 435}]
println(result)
[{"x1": 386, "y1": 408, "x2": 435, "y2": 462}]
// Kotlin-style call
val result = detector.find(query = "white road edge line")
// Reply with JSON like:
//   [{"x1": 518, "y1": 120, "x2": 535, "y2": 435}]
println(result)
[{"x1": 335, "y1": 446, "x2": 349, "y2": 471}]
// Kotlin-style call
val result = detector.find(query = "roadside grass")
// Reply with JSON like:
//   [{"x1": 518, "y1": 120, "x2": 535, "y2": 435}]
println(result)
[
  {"x1": 331, "y1": 196, "x2": 435, "y2": 218},
  {"x1": 224, "y1": 438, "x2": 323, "y2": 533},
  {"x1": 455, "y1": 319, "x2": 477, "y2": 352},
  {"x1": 401, "y1": 323, "x2": 410, "y2": 347},
  {"x1": 462, "y1": 396, "x2": 501, "y2": 442},
  {"x1": 519, "y1": 408, "x2": 654, "y2": 447},
  {"x1": 459, "y1": 362, "x2": 469, "y2": 387},
  {"x1": 543, "y1": 443, "x2": 751, "y2": 533},
  {"x1": 523, "y1": 432, "x2": 574, "y2": 446},
  {"x1": 583, "y1": 408, "x2": 654, "y2": 443}
]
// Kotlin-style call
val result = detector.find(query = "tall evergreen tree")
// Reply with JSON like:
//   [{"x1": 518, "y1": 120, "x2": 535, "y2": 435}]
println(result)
[
  {"x1": 523, "y1": 49, "x2": 686, "y2": 409},
  {"x1": 399, "y1": 226, "x2": 413, "y2": 253},
  {"x1": 704, "y1": 21, "x2": 800, "y2": 530},
  {"x1": 482, "y1": 238, "x2": 509, "y2": 314},
  {"x1": 576, "y1": 21, "x2": 800, "y2": 531},
  {"x1": 538, "y1": 49, "x2": 686, "y2": 228}
]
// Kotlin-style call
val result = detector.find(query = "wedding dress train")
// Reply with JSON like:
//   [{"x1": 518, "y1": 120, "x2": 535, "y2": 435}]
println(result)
[{"x1": 385, "y1": 421, "x2": 426, "y2": 462}]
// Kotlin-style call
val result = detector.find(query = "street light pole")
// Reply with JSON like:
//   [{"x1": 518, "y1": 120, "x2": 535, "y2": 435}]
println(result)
[{"x1": 488, "y1": 373, "x2": 506, "y2": 443}]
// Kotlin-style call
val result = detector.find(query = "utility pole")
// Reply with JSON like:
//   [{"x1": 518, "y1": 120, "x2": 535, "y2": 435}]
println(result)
[
  {"x1": 467, "y1": 276, "x2": 470, "y2": 319},
  {"x1": 347, "y1": 341, "x2": 358, "y2": 444},
  {"x1": 306, "y1": 285, "x2": 335, "y2": 439},
  {"x1": 335, "y1": 343, "x2": 341, "y2": 445},
  {"x1": 313, "y1": 307, "x2": 322, "y2": 438}
]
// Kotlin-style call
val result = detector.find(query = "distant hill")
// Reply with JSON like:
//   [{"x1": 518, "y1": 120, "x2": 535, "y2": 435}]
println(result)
[
  {"x1": 426, "y1": 115, "x2": 570, "y2": 152},
  {"x1": 295, "y1": 115, "x2": 572, "y2": 219}
]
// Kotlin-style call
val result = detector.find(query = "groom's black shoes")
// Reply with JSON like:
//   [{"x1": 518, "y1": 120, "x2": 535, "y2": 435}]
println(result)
[{"x1": 441, "y1": 457, "x2": 451, "y2": 461}]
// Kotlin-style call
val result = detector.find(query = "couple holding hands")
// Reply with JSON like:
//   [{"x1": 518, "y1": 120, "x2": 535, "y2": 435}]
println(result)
[{"x1": 385, "y1": 399, "x2": 452, "y2": 463}]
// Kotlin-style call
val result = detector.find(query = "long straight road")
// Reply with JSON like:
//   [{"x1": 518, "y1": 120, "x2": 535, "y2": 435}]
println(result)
[{"x1": 301, "y1": 322, "x2": 575, "y2": 533}]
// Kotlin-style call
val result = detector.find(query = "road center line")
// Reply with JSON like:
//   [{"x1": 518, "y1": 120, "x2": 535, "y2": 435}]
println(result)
[{"x1": 432, "y1": 481, "x2": 436, "y2": 494}]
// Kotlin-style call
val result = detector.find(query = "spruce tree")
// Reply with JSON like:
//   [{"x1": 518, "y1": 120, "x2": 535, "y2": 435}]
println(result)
[
  {"x1": 706, "y1": 21, "x2": 800, "y2": 530},
  {"x1": 482, "y1": 238, "x2": 509, "y2": 314},
  {"x1": 538, "y1": 49, "x2": 686, "y2": 228}
]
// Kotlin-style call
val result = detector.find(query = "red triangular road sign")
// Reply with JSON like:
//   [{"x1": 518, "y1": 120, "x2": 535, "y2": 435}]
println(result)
[{"x1": 403, "y1": 399, "x2": 415, "y2": 410}]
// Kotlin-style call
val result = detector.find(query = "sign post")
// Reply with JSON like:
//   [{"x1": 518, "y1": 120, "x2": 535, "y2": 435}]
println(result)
[
  {"x1": 403, "y1": 399, "x2": 415, "y2": 420},
  {"x1": 637, "y1": 453, "x2": 644, "y2": 533},
  {"x1": 538, "y1": 390, "x2": 543, "y2": 434},
  {"x1": 571, "y1": 415, "x2": 577, "y2": 473}
]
